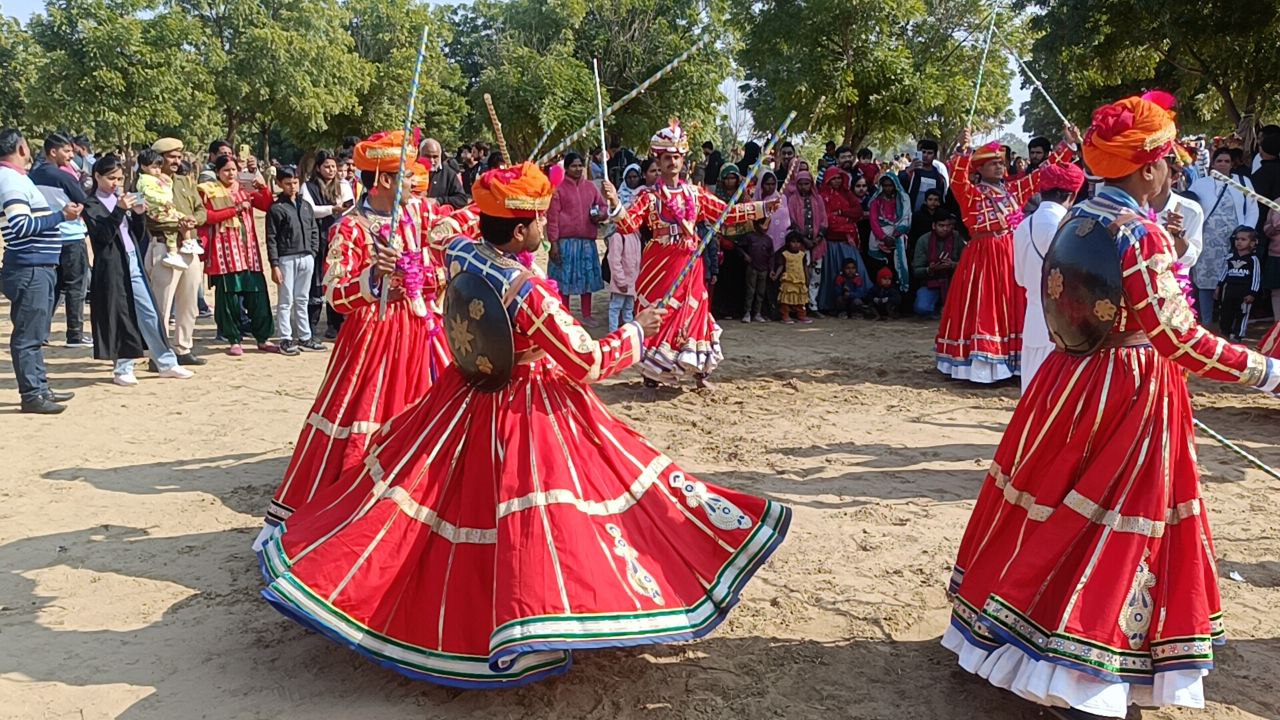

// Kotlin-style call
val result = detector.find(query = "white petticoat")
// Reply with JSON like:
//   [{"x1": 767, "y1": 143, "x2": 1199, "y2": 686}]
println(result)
[
  {"x1": 942, "y1": 626, "x2": 1207, "y2": 718},
  {"x1": 1019, "y1": 344, "x2": 1054, "y2": 395},
  {"x1": 936, "y1": 356, "x2": 1017, "y2": 384}
]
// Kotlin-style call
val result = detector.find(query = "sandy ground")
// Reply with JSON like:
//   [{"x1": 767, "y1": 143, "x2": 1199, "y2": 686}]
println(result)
[{"x1": 1, "y1": 284, "x2": 1278, "y2": 720}]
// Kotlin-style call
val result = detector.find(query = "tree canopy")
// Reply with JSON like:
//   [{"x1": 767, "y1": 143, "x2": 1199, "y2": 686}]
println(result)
[
  {"x1": 446, "y1": 0, "x2": 731, "y2": 157},
  {"x1": 733, "y1": 0, "x2": 1017, "y2": 150},
  {"x1": 1017, "y1": 0, "x2": 1280, "y2": 137},
  {"x1": 4, "y1": 0, "x2": 1278, "y2": 159}
]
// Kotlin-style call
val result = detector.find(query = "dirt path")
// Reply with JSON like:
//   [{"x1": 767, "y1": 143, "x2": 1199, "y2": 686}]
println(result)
[{"x1": 1, "y1": 302, "x2": 1277, "y2": 720}]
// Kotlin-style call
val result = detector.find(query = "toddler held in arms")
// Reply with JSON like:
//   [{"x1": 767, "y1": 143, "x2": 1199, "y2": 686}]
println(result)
[{"x1": 136, "y1": 148, "x2": 201, "y2": 270}]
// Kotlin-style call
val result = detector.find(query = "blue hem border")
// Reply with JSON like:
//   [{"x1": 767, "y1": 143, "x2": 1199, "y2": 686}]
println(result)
[
  {"x1": 488, "y1": 504, "x2": 792, "y2": 672},
  {"x1": 259, "y1": 502, "x2": 791, "y2": 689},
  {"x1": 965, "y1": 613, "x2": 1217, "y2": 686}
]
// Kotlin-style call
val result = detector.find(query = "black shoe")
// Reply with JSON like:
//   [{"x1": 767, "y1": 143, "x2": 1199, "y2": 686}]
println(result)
[
  {"x1": 45, "y1": 390, "x2": 75, "y2": 403},
  {"x1": 148, "y1": 359, "x2": 159, "y2": 373},
  {"x1": 65, "y1": 335, "x2": 94, "y2": 348},
  {"x1": 298, "y1": 338, "x2": 326, "y2": 352},
  {"x1": 278, "y1": 340, "x2": 300, "y2": 356},
  {"x1": 21, "y1": 397, "x2": 66, "y2": 414},
  {"x1": 176, "y1": 353, "x2": 207, "y2": 366},
  {"x1": 324, "y1": 326, "x2": 338, "y2": 339}
]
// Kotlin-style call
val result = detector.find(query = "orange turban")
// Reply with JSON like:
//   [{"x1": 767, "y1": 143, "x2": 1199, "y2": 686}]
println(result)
[
  {"x1": 353, "y1": 130, "x2": 416, "y2": 173},
  {"x1": 408, "y1": 160, "x2": 430, "y2": 193},
  {"x1": 472, "y1": 162, "x2": 564, "y2": 219},
  {"x1": 1082, "y1": 96, "x2": 1177, "y2": 180}
]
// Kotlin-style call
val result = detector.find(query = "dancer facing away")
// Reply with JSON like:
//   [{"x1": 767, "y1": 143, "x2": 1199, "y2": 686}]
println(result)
[
  {"x1": 943, "y1": 94, "x2": 1280, "y2": 720},
  {"x1": 258, "y1": 162, "x2": 790, "y2": 688},
  {"x1": 934, "y1": 124, "x2": 1081, "y2": 383},
  {"x1": 603, "y1": 120, "x2": 778, "y2": 394},
  {"x1": 256, "y1": 131, "x2": 451, "y2": 546}
]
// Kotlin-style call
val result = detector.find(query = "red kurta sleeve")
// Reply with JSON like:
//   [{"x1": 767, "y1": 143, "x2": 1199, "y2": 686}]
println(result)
[
  {"x1": 949, "y1": 152, "x2": 978, "y2": 220},
  {"x1": 516, "y1": 277, "x2": 644, "y2": 383},
  {"x1": 201, "y1": 198, "x2": 238, "y2": 225},
  {"x1": 613, "y1": 189, "x2": 654, "y2": 236},
  {"x1": 426, "y1": 203, "x2": 479, "y2": 254},
  {"x1": 695, "y1": 186, "x2": 766, "y2": 226},
  {"x1": 323, "y1": 219, "x2": 379, "y2": 314},
  {"x1": 251, "y1": 185, "x2": 274, "y2": 212},
  {"x1": 1121, "y1": 217, "x2": 1278, "y2": 389}
]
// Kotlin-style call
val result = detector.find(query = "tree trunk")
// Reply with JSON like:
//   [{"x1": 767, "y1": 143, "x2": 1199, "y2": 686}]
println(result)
[
  {"x1": 842, "y1": 103, "x2": 855, "y2": 147},
  {"x1": 260, "y1": 124, "x2": 272, "y2": 164},
  {"x1": 1182, "y1": 44, "x2": 1242, "y2": 126},
  {"x1": 225, "y1": 110, "x2": 239, "y2": 145}
]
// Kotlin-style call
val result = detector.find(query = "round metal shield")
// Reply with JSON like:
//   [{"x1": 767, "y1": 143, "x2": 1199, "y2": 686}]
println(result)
[
  {"x1": 1041, "y1": 216, "x2": 1124, "y2": 355},
  {"x1": 442, "y1": 271, "x2": 515, "y2": 392}
]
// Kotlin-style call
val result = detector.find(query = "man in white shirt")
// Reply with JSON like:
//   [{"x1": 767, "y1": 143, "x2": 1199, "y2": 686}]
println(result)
[
  {"x1": 1153, "y1": 160, "x2": 1205, "y2": 269},
  {"x1": 1013, "y1": 162, "x2": 1086, "y2": 394}
]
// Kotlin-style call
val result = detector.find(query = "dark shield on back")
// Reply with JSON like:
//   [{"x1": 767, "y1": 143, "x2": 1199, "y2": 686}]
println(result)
[
  {"x1": 1041, "y1": 216, "x2": 1124, "y2": 355},
  {"x1": 442, "y1": 271, "x2": 515, "y2": 392}
]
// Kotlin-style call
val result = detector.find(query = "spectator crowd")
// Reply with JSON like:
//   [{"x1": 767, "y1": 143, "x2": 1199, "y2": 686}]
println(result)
[{"x1": 2, "y1": 120, "x2": 1278, "y2": 413}]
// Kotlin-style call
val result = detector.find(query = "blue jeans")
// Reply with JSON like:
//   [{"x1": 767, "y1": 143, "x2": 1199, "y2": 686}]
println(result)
[
  {"x1": 1195, "y1": 287, "x2": 1216, "y2": 324},
  {"x1": 608, "y1": 293, "x2": 635, "y2": 333},
  {"x1": 116, "y1": 250, "x2": 178, "y2": 376},
  {"x1": 275, "y1": 254, "x2": 314, "y2": 341},
  {"x1": 915, "y1": 286, "x2": 943, "y2": 316},
  {"x1": 2, "y1": 263, "x2": 57, "y2": 402}
]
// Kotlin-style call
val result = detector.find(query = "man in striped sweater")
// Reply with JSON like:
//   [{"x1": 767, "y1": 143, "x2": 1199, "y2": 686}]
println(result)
[{"x1": 0, "y1": 128, "x2": 83, "y2": 414}]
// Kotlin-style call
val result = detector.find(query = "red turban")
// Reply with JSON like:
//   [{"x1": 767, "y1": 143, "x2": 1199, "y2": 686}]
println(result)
[
  {"x1": 971, "y1": 141, "x2": 1004, "y2": 166},
  {"x1": 1082, "y1": 96, "x2": 1177, "y2": 180},
  {"x1": 1037, "y1": 162, "x2": 1086, "y2": 193}
]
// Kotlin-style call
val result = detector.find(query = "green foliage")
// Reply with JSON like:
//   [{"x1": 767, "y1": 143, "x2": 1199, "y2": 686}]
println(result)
[
  {"x1": 445, "y1": 0, "x2": 730, "y2": 156},
  {"x1": 311, "y1": 0, "x2": 466, "y2": 149},
  {"x1": 0, "y1": 17, "x2": 46, "y2": 130},
  {"x1": 170, "y1": 0, "x2": 367, "y2": 146},
  {"x1": 27, "y1": 0, "x2": 210, "y2": 148},
  {"x1": 1019, "y1": 0, "x2": 1280, "y2": 136},
  {"x1": 734, "y1": 0, "x2": 1016, "y2": 150}
]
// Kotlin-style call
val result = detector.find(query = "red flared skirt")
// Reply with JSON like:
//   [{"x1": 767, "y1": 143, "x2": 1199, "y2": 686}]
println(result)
[
  {"x1": 259, "y1": 360, "x2": 789, "y2": 688},
  {"x1": 948, "y1": 345, "x2": 1222, "y2": 686},
  {"x1": 266, "y1": 301, "x2": 450, "y2": 525},
  {"x1": 935, "y1": 232, "x2": 1025, "y2": 383},
  {"x1": 634, "y1": 242, "x2": 723, "y2": 383}
]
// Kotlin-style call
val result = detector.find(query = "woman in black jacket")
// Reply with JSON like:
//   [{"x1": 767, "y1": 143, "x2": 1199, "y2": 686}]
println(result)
[{"x1": 83, "y1": 155, "x2": 194, "y2": 385}]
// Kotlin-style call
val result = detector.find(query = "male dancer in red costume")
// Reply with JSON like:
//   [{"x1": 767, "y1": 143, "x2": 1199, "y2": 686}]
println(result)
[
  {"x1": 258, "y1": 162, "x2": 789, "y2": 688},
  {"x1": 604, "y1": 120, "x2": 777, "y2": 393},
  {"x1": 935, "y1": 125, "x2": 1080, "y2": 383},
  {"x1": 943, "y1": 95, "x2": 1280, "y2": 719},
  {"x1": 256, "y1": 131, "x2": 451, "y2": 547}
]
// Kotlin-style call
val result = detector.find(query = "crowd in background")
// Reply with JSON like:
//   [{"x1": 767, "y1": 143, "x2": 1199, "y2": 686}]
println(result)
[
  {"x1": 539, "y1": 126, "x2": 1280, "y2": 341},
  {"x1": 2, "y1": 119, "x2": 1278, "y2": 413}
]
